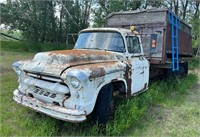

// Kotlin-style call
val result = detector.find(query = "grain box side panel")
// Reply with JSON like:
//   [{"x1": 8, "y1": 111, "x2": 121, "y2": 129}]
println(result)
[{"x1": 165, "y1": 22, "x2": 192, "y2": 62}]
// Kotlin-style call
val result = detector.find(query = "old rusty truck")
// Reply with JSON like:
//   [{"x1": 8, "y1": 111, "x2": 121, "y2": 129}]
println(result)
[{"x1": 12, "y1": 9, "x2": 192, "y2": 125}]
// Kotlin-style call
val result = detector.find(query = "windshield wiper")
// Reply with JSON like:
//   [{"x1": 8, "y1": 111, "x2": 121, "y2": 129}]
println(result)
[
  {"x1": 81, "y1": 47, "x2": 102, "y2": 50},
  {"x1": 92, "y1": 47, "x2": 102, "y2": 50},
  {"x1": 104, "y1": 49, "x2": 125, "y2": 53}
]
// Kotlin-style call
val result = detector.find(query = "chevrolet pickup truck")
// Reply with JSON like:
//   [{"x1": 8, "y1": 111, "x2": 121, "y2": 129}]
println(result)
[{"x1": 12, "y1": 9, "x2": 192, "y2": 125}]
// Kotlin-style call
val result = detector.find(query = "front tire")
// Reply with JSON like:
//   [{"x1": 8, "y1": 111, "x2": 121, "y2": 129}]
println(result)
[{"x1": 95, "y1": 84, "x2": 113, "y2": 125}]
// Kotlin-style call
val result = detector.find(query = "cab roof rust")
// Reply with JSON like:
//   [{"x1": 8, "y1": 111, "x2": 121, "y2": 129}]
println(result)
[{"x1": 80, "y1": 27, "x2": 139, "y2": 36}]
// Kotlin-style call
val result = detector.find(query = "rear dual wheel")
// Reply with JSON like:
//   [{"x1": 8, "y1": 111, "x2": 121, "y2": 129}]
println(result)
[{"x1": 164, "y1": 62, "x2": 188, "y2": 78}]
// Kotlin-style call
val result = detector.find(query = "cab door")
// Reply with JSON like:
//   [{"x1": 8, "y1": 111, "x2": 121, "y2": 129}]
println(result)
[{"x1": 126, "y1": 36, "x2": 149, "y2": 94}]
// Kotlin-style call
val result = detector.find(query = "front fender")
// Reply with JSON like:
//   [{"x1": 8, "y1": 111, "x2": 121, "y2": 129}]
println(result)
[{"x1": 61, "y1": 61, "x2": 126, "y2": 115}]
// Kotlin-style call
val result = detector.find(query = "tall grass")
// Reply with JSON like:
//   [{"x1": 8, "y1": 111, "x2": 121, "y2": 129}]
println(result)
[
  {"x1": 189, "y1": 57, "x2": 200, "y2": 69},
  {"x1": 103, "y1": 74, "x2": 198, "y2": 136}
]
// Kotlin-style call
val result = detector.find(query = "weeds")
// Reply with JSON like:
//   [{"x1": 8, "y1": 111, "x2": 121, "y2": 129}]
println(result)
[
  {"x1": 189, "y1": 57, "x2": 200, "y2": 69},
  {"x1": 104, "y1": 74, "x2": 198, "y2": 136}
]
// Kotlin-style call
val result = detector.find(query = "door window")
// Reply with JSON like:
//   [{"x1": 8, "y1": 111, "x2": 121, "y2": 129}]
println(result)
[{"x1": 126, "y1": 36, "x2": 141, "y2": 54}]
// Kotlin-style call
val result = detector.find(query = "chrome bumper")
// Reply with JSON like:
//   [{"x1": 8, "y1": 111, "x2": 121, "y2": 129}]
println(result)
[{"x1": 13, "y1": 89, "x2": 87, "y2": 123}]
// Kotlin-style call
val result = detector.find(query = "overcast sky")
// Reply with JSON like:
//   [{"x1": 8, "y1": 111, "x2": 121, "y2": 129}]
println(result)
[{"x1": 0, "y1": 0, "x2": 6, "y2": 3}]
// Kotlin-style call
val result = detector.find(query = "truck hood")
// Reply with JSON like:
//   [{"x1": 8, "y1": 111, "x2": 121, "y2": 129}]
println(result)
[{"x1": 23, "y1": 49, "x2": 118, "y2": 76}]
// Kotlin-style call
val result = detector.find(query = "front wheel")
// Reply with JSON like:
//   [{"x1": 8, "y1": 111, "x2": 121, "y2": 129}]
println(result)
[{"x1": 95, "y1": 84, "x2": 114, "y2": 125}]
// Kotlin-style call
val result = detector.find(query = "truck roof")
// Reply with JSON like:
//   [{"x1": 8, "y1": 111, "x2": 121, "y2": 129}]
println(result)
[{"x1": 80, "y1": 27, "x2": 139, "y2": 36}]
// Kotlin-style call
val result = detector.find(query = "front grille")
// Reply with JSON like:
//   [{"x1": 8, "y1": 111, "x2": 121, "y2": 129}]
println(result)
[
  {"x1": 23, "y1": 71, "x2": 70, "y2": 106},
  {"x1": 26, "y1": 71, "x2": 63, "y2": 83}
]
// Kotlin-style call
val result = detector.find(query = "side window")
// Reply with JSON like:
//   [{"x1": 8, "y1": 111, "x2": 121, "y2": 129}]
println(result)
[{"x1": 126, "y1": 36, "x2": 141, "y2": 54}]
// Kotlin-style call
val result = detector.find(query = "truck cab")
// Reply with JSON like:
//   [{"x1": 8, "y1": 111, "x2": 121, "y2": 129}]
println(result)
[
  {"x1": 12, "y1": 28, "x2": 149, "y2": 124},
  {"x1": 75, "y1": 28, "x2": 149, "y2": 95}
]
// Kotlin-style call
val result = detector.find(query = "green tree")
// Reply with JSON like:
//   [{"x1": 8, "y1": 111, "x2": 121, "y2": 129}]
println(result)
[
  {"x1": 1, "y1": 0, "x2": 93, "y2": 43},
  {"x1": 57, "y1": 0, "x2": 93, "y2": 43},
  {"x1": 188, "y1": 1, "x2": 200, "y2": 49},
  {"x1": 1, "y1": 0, "x2": 58, "y2": 42}
]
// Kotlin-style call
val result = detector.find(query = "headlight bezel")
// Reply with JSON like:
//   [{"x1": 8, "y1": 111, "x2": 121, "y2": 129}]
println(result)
[
  {"x1": 12, "y1": 62, "x2": 22, "y2": 76},
  {"x1": 63, "y1": 70, "x2": 88, "y2": 90}
]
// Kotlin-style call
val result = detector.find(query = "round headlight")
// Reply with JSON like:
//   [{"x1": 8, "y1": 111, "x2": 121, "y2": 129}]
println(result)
[
  {"x1": 12, "y1": 62, "x2": 22, "y2": 76},
  {"x1": 15, "y1": 69, "x2": 22, "y2": 76},
  {"x1": 70, "y1": 77, "x2": 80, "y2": 89},
  {"x1": 12, "y1": 66, "x2": 21, "y2": 76}
]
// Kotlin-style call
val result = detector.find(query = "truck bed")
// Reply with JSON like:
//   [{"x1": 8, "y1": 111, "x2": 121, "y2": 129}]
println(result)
[{"x1": 107, "y1": 8, "x2": 192, "y2": 65}]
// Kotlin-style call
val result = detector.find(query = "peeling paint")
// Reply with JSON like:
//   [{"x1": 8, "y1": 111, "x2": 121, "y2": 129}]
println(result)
[{"x1": 123, "y1": 62, "x2": 132, "y2": 97}]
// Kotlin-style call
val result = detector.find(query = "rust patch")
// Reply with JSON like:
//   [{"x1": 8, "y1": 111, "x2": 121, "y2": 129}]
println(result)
[
  {"x1": 47, "y1": 49, "x2": 117, "y2": 68},
  {"x1": 111, "y1": 79, "x2": 118, "y2": 82},
  {"x1": 74, "y1": 61, "x2": 118, "y2": 70},
  {"x1": 123, "y1": 62, "x2": 132, "y2": 97},
  {"x1": 89, "y1": 67, "x2": 106, "y2": 79},
  {"x1": 49, "y1": 49, "x2": 112, "y2": 56},
  {"x1": 70, "y1": 61, "x2": 119, "y2": 79}
]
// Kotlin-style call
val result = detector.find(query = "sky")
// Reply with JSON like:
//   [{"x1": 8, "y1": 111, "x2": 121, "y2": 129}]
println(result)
[{"x1": 0, "y1": 0, "x2": 6, "y2": 3}]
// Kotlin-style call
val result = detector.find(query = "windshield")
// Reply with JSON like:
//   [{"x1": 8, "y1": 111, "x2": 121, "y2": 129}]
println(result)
[{"x1": 74, "y1": 32, "x2": 125, "y2": 53}]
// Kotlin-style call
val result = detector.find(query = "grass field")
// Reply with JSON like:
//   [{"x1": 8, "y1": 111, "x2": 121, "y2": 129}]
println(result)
[{"x1": 0, "y1": 47, "x2": 199, "y2": 136}]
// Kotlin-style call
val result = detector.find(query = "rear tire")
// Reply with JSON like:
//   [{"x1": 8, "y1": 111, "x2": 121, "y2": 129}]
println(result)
[
  {"x1": 164, "y1": 62, "x2": 188, "y2": 78},
  {"x1": 177, "y1": 62, "x2": 188, "y2": 77}
]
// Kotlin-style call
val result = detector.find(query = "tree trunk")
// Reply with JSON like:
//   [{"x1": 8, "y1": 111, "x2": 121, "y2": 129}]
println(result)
[
  {"x1": 59, "y1": 6, "x2": 63, "y2": 42},
  {"x1": 170, "y1": 0, "x2": 173, "y2": 10},
  {"x1": 181, "y1": 0, "x2": 188, "y2": 21},
  {"x1": 194, "y1": 1, "x2": 200, "y2": 18},
  {"x1": 174, "y1": 0, "x2": 179, "y2": 16}
]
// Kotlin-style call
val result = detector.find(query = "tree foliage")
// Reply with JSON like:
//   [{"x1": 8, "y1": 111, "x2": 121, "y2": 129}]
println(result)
[
  {"x1": 0, "y1": 0, "x2": 92, "y2": 43},
  {"x1": 188, "y1": 1, "x2": 200, "y2": 48},
  {"x1": 92, "y1": 0, "x2": 141, "y2": 27}
]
